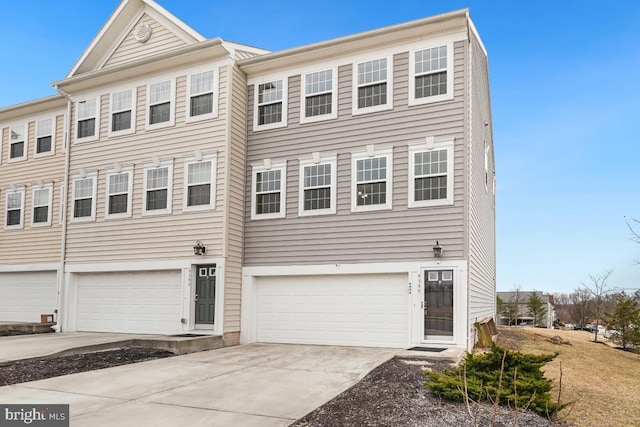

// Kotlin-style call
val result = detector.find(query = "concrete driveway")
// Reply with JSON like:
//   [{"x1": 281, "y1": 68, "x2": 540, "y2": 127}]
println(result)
[{"x1": 0, "y1": 343, "x2": 397, "y2": 426}]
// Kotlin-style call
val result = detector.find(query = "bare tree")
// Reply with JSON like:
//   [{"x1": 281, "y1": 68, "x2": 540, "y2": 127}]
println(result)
[
  {"x1": 582, "y1": 269, "x2": 615, "y2": 342},
  {"x1": 569, "y1": 289, "x2": 593, "y2": 326},
  {"x1": 625, "y1": 217, "x2": 640, "y2": 264}
]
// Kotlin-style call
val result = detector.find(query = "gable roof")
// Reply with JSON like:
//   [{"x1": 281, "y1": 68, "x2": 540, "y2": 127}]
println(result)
[{"x1": 67, "y1": 0, "x2": 205, "y2": 78}]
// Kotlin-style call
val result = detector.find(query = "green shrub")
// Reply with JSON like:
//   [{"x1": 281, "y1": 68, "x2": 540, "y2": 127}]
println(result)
[{"x1": 425, "y1": 344, "x2": 565, "y2": 418}]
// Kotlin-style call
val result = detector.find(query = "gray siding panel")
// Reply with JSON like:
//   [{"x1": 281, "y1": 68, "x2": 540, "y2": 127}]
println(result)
[
  {"x1": 244, "y1": 43, "x2": 467, "y2": 266},
  {"x1": 467, "y1": 32, "x2": 497, "y2": 339}
]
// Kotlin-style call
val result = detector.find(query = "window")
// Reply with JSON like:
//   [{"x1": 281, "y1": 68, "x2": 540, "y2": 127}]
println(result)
[
  {"x1": 408, "y1": 140, "x2": 454, "y2": 208},
  {"x1": 351, "y1": 148, "x2": 393, "y2": 212},
  {"x1": 254, "y1": 79, "x2": 287, "y2": 131},
  {"x1": 301, "y1": 69, "x2": 337, "y2": 123},
  {"x1": 143, "y1": 161, "x2": 173, "y2": 214},
  {"x1": 9, "y1": 124, "x2": 27, "y2": 161},
  {"x1": 72, "y1": 174, "x2": 97, "y2": 221},
  {"x1": 147, "y1": 80, "x2": 174, "y2": 128},
  {"x1": 298, "y1": 155, "x2": 337, "y2": 216},
  {"x1": 184, "y1": 155, "x2": 216, "y2": 211},
  {"x1": 35, "y1": 118, "x2": 55, "y2": 157},
  {"x1": 187, "y1": 70, "x2": 218, "y2": 120},
  {"x1": 251, "y1": 161, "x2": 286, "y2": 220},
  {"x1": 76, "y1": 98, "x2": 99, "y2": 142},
  {"x1": 353, "y1": 57, "x2": 392, "y2": 114},
  {"x1": 105, "y1": 168, "x2": 133, "y2": 218},
  {"x1": 409, "y1": 43, "x2": 454, "y2": 105},
  {"x1": 109, "y1": 89, "x2": 136, "y2": 136},
  {"x1": 32, "y1": 184, "x2": 53, "y2": 226},
  {"x1": 5, "y1": 188, "x2": 25, "y2": 229}
]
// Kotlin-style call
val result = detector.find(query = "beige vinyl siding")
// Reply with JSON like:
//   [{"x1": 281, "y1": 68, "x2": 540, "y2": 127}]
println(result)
[
  {"x1": 64, "y1": 66, "x2": 230, "y2": 263},
  {"x1": 244, "y1": 42, "x2": 467, "y2": 266},
  {"x1": 103, "y1": 14, "x2": 189, "y2": 69},
  {"x1": 222, "y1": 64, "x2": 248, "y2": 333},
  {"x1": 467, "y1": 32, "x2": 496, "y2": 341},
  {"x1": 0, "y1": 114, "x2": 66, "y2": 264}
]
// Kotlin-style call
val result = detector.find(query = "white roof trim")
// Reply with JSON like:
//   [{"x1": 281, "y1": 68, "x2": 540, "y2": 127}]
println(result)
[{"x1": 467, "y1": 13, "x2": 487, "y2": 58}]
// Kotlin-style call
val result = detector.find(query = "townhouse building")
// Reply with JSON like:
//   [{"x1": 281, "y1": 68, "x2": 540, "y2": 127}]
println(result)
[{"x1": 0, "y1": 0, "x2": 495, "y2": 351}]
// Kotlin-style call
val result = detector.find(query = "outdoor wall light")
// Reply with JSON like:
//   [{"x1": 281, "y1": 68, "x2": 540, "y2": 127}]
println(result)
[
  {"x1": 193, "y1": 240, "x2": 206, "y2": 256},
  {"x1": 433, "y1": 241, "x2": 443, "y2": 258}
]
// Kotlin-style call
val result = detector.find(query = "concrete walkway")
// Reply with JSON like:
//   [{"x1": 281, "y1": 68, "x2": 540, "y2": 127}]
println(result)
[{"x1": 0, "y1": 343, "x2": 397, "y2": 426}]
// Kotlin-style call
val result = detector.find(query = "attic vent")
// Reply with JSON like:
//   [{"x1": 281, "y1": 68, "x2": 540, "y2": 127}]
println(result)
[{"x1": 133, "y1": 22, "x2": 152, "y2": 43}]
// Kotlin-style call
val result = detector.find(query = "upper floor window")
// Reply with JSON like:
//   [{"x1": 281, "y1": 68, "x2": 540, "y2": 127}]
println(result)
[
  {"x1": 147, "y1": 80, "x2": 174, "y2": 129},
  {"x1": 5, "y1": 188, "x2": 25, "y2": 229},
  {"x1": 409, "y1": 43, "x2": 454, "y2": 105},
  {"x1": 76, "y1": 98, "x2": 99, "y2": 142},
  {"x1": 109, "y1": 89, "x2": 136, "y2": 136},
  {"x1": 35, "y1": 118, "x2": 54, "y2": 157},
  {"x1": 105, "y1": 168, "x2": 133, "y2": 219},
  {"x1": 9, "y1": 124, "x2": 27, "y2": 161},
  {"x1": 298, "y1": 155, "x2": 337, "y2": 216},
  {"x1": 187, "y1": 70, "x2": 218, "y2": 121},
  {"x1": 143, "y1": 160, "x2": 173, "y2": 215},
  {"x1": 353, "y1": 57, "x2": 392, "y2": 115},
  {"x1": 72, "y1": 174, "x2": 97, "y2": 221},
  {"x1": 351, "y1": 147, "x2": 393, "y2": 212},
  {"x1": 408, "y1": 139, "x2": 454, "y2": 208},
  {"x1": 32, "y1": 184, "x2": 53, "y2": 227},
  {"x1": 184, "y1": 155, "x2": 216, "y2": 211},
  {"x1": 301, "y1": 69, "x2": 337, "y2": 123},
  {"x1": 254, "y1": 79, "x2": 287, "y2": 131},
  {"x1": 251, "y1": 160, "x2": 286, "y2": 220}
]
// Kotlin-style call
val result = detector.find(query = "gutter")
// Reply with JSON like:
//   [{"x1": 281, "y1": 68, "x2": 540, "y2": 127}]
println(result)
[{"x1": 53, "y1": 85, "x2": 73, "y2": 332}]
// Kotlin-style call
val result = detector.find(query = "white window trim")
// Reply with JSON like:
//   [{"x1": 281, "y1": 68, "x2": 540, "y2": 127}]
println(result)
[
  {"x1": 298, "y1": 154, "x2": 337, "y2": 216},
  {"x1": 104, "y1": 166, "x2": 134, "y2": 220},
  {"x1": 4, "y1": 187, "x2": 25, "y2": 230},
  {"x1": 71, "y1": 172, "x2": 98, "y2": 223},
  {"x1": 352, "y1": 55, "x2": 393, "y2": 116},
  {"x1": 351, "y1": 147, "x2": 393, "y2": 212},
  {"x1": 253, "y1": 78, "x2": 288, "y2": 132},
  {"x1": 186, "y1": 68, "x2": 219, "y2": 123},
  {"x1": 409, "y1": 41, "x2": 454, "y2": 106},
  {"x1": 31, "y1": 183, "x2": 53, "y2": 227},
  {"x1": 59, "y1": 183, "x2": 65, "y2": 225},
  {"x1": 146, "y1": 78, "x2": 176, "y2": 131},
  {"x1": 408, "y1": 139, "x2": 454, "y2": 208},
  {"x1": 183, "y1": 153, "x2": 217, "y2": 212},
  {"x1": 251, "y1": 160, "x2": 287, "y2": 220},
  {"x1": 142, "y1": 159, "x2": 174, "y2": 216},
  {"x1": 8, "y1": 124, "x2": 27, "y2": 163},
  {"x1": 75, "y1": 98, "x2": 100, "y2": 143},
  {"x1": 108, "y1": 89, "x2": 137, "y2": 138},
  {"x1": 34, "y1": 117, "x2": 56, "y2": 158},
  {"x1": 299, "y1": 68, "x2": 338, "y2": 124}
]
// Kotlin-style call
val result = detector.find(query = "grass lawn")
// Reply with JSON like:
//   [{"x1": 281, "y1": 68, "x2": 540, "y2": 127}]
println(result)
[{"x1": 496, "y1": 327, "x2": 640, "y2": 427}]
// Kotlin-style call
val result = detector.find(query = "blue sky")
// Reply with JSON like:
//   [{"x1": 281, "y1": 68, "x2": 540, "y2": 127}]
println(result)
[{"x1": 1, "y1": 1, "x2": 638, "y2": 294}]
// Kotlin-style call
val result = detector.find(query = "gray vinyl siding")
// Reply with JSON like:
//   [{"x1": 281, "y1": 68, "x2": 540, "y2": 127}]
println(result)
[
  {"x1": 467, "y1": 32, "x2": 496, "y2": 343},
  {"x1": 244, "y1": 42, "x2": 467, "y2": 266},
  {"x1": 223, "y1": 64, "x2": 248, "y2": 333},
  {"x1": 103, "y1": 14, "x2": 188, "y2": 69},
  {"x1": 64, "y1": 66, "x2": 230, "y2": 263},
  {"x1": 0, "y1": 114, "x2": 66, "y2": 265}
]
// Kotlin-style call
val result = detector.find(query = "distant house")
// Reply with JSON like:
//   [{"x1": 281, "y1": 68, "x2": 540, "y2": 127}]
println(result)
[{"x1": 497, "y1": 291, "x2": 555, "y2": 328}]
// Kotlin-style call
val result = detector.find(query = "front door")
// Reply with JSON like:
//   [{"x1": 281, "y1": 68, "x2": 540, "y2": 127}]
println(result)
[
  {"x1": 423, "y1": 269, "x2": 454, "y2": 341},
  {"x1": 195, "y1": 265, "x2": 216, "y2": 329}
]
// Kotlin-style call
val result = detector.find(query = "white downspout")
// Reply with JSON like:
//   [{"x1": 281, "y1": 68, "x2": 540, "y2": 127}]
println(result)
[{"x1": 54, "y1": 85, "x2": 73, "y2": 332}]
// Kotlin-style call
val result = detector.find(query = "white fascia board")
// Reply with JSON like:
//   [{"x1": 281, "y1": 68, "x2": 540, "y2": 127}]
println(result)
[
  {"x1": 0, "y1": 263, "x2": 61, "y2": 272},
  {"x1": 142, "y1": 0, "x2": 206, "y2": 42}
]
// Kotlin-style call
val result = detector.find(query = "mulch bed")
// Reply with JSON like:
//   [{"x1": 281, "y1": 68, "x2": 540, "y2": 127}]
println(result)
[
  {"x1": 0, "y1": 348, "x2": 174, "y2": 386},
  {"x1": 292, "y1": 357, "x2": 554, "y2": 427}
]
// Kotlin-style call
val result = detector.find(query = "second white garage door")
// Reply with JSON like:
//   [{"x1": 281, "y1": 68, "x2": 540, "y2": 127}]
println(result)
[
  {"x1": 257, "y1": 274, "x2": 408, "y2": 348},
  {"x1": 0, "y1": 271, "x2": 58, "y2": 323},
  {"x1": 76, "y1": 271, "x2": 183, "y2": 334}
]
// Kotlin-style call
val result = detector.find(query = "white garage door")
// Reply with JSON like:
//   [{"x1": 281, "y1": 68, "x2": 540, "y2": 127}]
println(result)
[
  {"x1": 0, "y1": 272, "x2": 58, "y2": 323},
  {"x1": 76, "y1": 271, "x2": 182, "y2": 334},
  {"x1": 257, "y1": 274, "x2": 408, "y2": 348}
]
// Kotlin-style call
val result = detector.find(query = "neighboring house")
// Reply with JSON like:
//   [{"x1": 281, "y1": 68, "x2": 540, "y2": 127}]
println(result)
[
  {"x1": 497, "y1": 291, "x2": 556, "y2": 328},
  {"x1": 0, "y1": 0, "x2": 495, "y2": 351}
]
